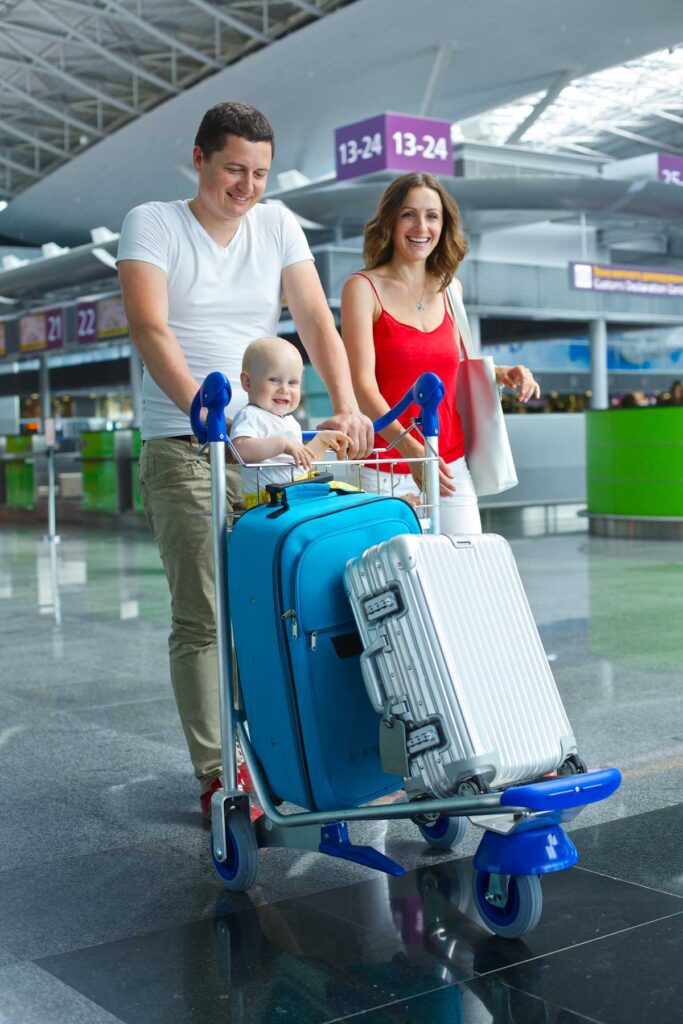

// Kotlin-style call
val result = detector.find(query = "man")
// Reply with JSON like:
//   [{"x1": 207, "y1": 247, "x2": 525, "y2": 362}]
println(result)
[{"x1": 117, "y1": 102, "x2": 372, "y2": 822}]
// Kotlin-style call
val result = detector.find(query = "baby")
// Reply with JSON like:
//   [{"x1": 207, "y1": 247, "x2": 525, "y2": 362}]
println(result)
[{"x1": 229, "y1": 336, "x2": 351, "y2": 506}]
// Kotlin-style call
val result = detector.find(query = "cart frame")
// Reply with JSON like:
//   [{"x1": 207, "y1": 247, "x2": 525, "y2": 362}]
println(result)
[{"x1": 190, "y1": 369, "x2": 620, "y2": 937}]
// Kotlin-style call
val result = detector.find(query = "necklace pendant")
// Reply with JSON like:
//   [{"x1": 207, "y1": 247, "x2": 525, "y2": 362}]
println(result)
[{"x1": 417, "y1": 301, "x2": 425, "y2": 311}]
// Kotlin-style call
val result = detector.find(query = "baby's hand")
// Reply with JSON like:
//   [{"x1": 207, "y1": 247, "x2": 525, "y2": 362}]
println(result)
[
  {"x1": 401, "y1": 493, "x2": 422, "y2": 509},
  {"x1": 316, "y1": 430, "x2": 352, "y2": 460},
  {"x1": 283, "y1": 438, "x2": 314, "y2": 469}
]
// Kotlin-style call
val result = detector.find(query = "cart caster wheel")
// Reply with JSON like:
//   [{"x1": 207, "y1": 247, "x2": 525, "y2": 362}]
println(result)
[
  {"x1": 558, "y1": 754, "x2": 587, "y2": 776},
  {"x1": 472, "y1": 870, "x2": 543, "y2": 939},
  {"x1": 416, "y1": 814, "x2": 468, "y2": 850},
  {"x1": 211, "y1": 808, "x2": 259, "y2": 892}
]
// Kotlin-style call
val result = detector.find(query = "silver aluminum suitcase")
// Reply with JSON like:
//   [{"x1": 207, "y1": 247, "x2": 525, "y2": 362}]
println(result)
[{"x1": 344, "y1": 533, "x2": 578, "y2": 798}]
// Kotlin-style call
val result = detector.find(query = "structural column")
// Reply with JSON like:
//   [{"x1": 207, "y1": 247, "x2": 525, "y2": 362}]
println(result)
[
  {"x1": 589, "y1": 318, "x2": 608, "y2": 410},
  {"x1": 38, "y1": 353, "x2": 51, "y2": 431},
  {"x1": 129, "y1": 346, "x2": 143, "y2": 428},
  {"x1": 467, "y1": 312, "x2": 482, "y2": 355}
]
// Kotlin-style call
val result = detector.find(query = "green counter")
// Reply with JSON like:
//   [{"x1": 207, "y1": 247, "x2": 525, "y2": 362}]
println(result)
[
  {"x1": 81, "y1": 430, "x2": 133, "y2": 514},
  {"x1": 6, "y1": 436, "x2": 37, "y2": 510},
  {"x1": 586, "y1": 408, "x2": 683, "y2": 518}
]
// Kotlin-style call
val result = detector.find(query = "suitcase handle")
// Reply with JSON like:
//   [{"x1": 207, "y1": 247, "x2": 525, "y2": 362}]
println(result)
[
  {"x1": 265, "y1": 473, "x2": 334, "y2": 510},
  {"x1": 360, "y1": 635, "x2": 390, "y2": 713}
]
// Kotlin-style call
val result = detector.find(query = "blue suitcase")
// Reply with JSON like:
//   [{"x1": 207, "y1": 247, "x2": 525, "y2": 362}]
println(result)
[{"x1": 228, "y1": 476, "x2": 421, "y2": 811}]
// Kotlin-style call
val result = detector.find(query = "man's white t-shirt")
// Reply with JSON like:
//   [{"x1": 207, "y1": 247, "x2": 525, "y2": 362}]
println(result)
[
  {"x1": 230, "y1": 403, "x2": 304, "y2": 498},
  {"x1": 116, "y1": 199, "x2": 313, "y2": 439}
]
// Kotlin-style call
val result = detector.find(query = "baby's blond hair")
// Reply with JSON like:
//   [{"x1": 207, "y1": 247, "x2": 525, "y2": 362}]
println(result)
[{"x1": 242, "y1": 336, "x2": 302, "y2": 376}]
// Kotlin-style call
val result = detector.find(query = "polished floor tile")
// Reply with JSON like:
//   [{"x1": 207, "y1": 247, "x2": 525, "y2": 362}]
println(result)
[
  {"x1": 1, "y1": 521, "x2": 682, "y2": 1023},
  {"x1": 36, "y1": 853, "x2": 683, "y2": 1024},
  {"x1": 0, "y1": 963, "x2": 124, "y2": 1024},
  {"x1": 0, "y1": 842, "x2": 278, "y2": 961},
  {"x1": 38, "y1": 900, "x2": 454, "y2": 1024},
  {"x1": 331, "y1": 981, "x2": 599, "y2": 1023},
  {"x1": 294, "y1": 854, "x2": 683, "y2": 971},
  {"x1": 486, "y1": 911, "x2": 683, "y2": 1024},
  {"x1": 573, "y1": 803, "x2": 683, "y2": 897}
]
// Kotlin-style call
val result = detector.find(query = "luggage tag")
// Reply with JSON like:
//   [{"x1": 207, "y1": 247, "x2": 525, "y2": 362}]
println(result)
[{"x1": 379, "y1": 700, "x2": 410, "y2": 777}]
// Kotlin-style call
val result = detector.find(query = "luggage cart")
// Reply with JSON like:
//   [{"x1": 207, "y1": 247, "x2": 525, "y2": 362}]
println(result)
[{"x1": 190, "y1": 370, "x2": 621, "y2": 939}]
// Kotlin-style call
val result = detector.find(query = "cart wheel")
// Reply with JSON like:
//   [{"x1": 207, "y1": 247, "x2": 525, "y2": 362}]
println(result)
[
  {"x1": 417, "y1": 815, "x2": 468, "y2": 849},
  {"x1": 211, "y1": 809, "x2": 259, "y2": 891},
  {"x1": 472, "y1": 870, "x2": 543, "y2": 939},
  {"x1": 558, "y1": 754, "x2": 587, "y2": 776}
]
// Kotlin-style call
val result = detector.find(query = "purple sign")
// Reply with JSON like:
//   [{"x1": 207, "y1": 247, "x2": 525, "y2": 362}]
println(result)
[
  {"x1": 45, "y1": 307, "x2": 64, "y2": 350},
  {"x1": 76, "y1": 300, "x2": 97, "y2": 344},
  {"x1": 335, "y1": 112, "x2": 452, "y2": 182},
  {"x1": 658, "y1": 153, "x2": 683, "y2": 187},
  {"x1": 570, "y1": 261, "x2": 683, "y2": 299}
]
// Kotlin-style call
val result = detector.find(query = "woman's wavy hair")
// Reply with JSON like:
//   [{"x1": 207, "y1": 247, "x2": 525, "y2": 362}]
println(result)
[{"x1": 363, "y1": 173, "x2": 467, "y2": 288}]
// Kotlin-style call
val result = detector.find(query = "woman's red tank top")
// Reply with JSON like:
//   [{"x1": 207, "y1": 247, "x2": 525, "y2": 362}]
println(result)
[{"x1": 354, "y1": 273, "x2": 465, "y2": 473}]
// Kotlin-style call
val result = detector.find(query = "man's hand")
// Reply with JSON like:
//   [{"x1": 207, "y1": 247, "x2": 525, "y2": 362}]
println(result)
[
  {"x1": 316, "y1": 411, "x2": 374, "y2": 459},
  {"x1": 496, "y1": 364, "x2": 541, "y2": 403}
]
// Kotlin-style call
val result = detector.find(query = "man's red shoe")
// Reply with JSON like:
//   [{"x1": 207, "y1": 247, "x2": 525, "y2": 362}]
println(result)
[
  {"x1": 200, "y1": 776, "x2": 223, "y2": 826},
  {"x1": 200, "y1": 768, "x2": 263, "y2": 826},
  {"x1": 237, "y1": 763, "x2": 264, "y2": 822}
]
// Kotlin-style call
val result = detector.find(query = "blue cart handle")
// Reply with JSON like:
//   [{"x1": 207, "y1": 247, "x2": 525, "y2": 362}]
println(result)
[
  {"x1": 191, "y1": 370, "x2": 444, "y2": 445},
  {"x1": 302, "y1": 370, "x2": 445, "y2": 442},
  {"x1": 190, "y1": 371, "x2": 233, "y2": 444},
  {"x1": 501, "y1": 767, "x2": 622, "y2": 812}
]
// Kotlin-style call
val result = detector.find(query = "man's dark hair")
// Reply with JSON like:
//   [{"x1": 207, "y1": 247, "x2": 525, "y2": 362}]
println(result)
[{"x1": 194, "y1": 102, "x2": 275, "y2": 158}]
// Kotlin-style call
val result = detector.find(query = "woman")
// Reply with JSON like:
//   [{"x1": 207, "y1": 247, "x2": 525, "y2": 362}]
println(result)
[{"x1": 341, "y1": 172, "x2": 539, "y2": 534}]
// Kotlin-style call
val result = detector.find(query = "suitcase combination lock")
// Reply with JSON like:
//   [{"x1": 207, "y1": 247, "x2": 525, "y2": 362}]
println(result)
[
  {"x1": 364, "y1": 588, "x2": 402, "y2": 622},
  {"x1": 406, "y1": 723, "x2": 442, "y2": 755}
]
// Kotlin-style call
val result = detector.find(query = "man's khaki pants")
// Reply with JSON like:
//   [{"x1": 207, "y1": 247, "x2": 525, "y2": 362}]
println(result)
[{"x1": 139, "y1": 437, "x2": 242, "y2": 795}]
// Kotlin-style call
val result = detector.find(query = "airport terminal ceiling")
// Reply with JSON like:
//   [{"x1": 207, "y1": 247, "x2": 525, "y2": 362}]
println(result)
[{"x1": 0, "y1": 0, "x2": 682, "y2": 245}]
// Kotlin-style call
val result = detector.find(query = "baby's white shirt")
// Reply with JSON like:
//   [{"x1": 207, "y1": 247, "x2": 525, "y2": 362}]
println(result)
[{"x1": 230, "y1": 404, "x2": 304, "y2": 497}]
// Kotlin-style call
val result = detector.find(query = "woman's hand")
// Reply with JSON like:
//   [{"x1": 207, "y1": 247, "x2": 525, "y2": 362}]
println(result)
[
  {"x1": 408, "y1": 452, "x2": 456, "y2": 497},
  {"x1": 496, "y1": 364, "x2": 540, "y2": 403}
]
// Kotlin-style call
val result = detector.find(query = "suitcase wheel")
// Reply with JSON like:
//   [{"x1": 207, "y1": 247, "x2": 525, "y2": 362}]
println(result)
[
  {"x1": 557, "y1": 754, "x2": 587, "y2": 776},
  {"x1": 416, "y1": 814, "x2": 468, "y2": 850},
  {"x1": 457, "y1": 775, "x2": 489, "y2": 797},
  {"x1": 472, "y1": 870, "x2": 543, "y2": 939},
  {"x1": 211, "y1": 808, "x2": 259, "y2": 891}
]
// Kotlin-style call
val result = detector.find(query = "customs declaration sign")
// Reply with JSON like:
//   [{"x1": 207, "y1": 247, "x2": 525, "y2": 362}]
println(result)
[
  {"x1": 570, "y1": 261, "x2": 683, "y2": 299},
  {"x1": 335, "y1": 113, "x2": 452, "y2": 182}
]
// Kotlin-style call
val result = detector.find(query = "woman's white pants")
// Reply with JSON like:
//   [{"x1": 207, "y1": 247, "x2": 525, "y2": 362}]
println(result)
[{"x1": 359, "y1": 456, "x2": 482, "y2": 535}]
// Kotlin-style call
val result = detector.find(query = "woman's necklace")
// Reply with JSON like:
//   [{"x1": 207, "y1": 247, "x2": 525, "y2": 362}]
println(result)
[{"x1": 397, "y1": 272, "x2": 428, "y2": 310}]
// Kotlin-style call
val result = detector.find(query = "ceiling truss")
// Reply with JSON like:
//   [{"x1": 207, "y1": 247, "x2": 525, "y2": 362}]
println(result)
[{"x1": 0, "y1": 0, "x2": 353, "y2": 200}]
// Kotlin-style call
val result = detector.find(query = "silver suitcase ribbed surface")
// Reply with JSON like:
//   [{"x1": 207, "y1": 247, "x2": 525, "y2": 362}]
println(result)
[{"x1": 345, "y1": 533, "x2": 577, "y2": 797}]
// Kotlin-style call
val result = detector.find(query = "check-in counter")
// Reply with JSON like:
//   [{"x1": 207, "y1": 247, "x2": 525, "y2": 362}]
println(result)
[
  {"x1": 5, "y1": 435, "x2": 46, "y2": 510},
  {"x1": 0, "y1": 437, "x2": 6, "y2": 505},
  {"x1": 586, "y1": 407, "x2": 683, "y2": 538},
  {"x1": 80, "y1": 429, "x2": 133, "y2": 513}
]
